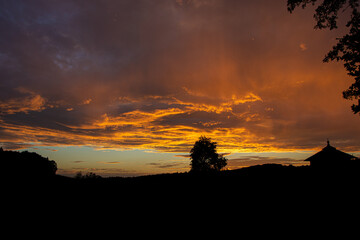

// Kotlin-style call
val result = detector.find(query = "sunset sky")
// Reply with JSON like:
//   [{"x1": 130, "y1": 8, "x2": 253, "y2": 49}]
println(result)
[{"x1": 1, "y1": 0, "x2": 359, "y2": 177}]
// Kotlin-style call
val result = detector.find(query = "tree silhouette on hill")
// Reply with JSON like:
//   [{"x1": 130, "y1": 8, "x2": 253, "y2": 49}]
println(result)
[
  {"x1": 0, "y1": 148, "x2": 57, "y2": 178},
  {"x1": 190, "y1": 136, "x2": 227, "y2": 173}
]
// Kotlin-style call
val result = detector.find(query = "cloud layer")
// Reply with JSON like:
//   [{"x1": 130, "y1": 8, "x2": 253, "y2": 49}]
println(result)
[{"x1": 1, "y1": 0, "x2": 359, "y2": 153}]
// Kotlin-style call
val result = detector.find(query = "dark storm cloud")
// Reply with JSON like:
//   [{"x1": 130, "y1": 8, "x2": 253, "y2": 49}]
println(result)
[
  {"x1": 0, "y1": 0, "x2": 359, "y2": 152},
  {"x1": 147, "y1": 161, "x2": 184, "y2": 169}
]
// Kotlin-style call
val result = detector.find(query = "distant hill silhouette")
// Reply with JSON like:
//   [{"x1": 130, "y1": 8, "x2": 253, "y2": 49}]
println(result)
[{"x1": 52, "y1": 163, "x2": 360, "y2": 198}]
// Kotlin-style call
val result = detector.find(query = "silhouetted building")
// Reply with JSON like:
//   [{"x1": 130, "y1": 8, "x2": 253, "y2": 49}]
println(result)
[{"x1": 305, "y1": 140, "x2": 358, "y2": 168}]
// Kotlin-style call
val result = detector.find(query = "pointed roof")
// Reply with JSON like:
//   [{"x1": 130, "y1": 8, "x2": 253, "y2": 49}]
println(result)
[{"x1": 305, "y1": 141, "x2": 357, "y2": 162}]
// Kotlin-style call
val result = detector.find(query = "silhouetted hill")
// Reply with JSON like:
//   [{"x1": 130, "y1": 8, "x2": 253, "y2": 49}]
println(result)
[
  {"x1": 49, "y1": 163, "x2": 359, "y2": 201},
  {"x1": 3, "y1": 149, "x2": 359, "y2": 229}
]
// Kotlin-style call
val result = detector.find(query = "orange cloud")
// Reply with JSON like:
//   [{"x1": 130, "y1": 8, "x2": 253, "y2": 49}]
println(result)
[
  {"x1": 1, "y1": 0, "x2": 360, "y2": 156},
  {"x1": 0, "y1": 92, "x2": 297, "y2": 153},
  {"x1": 299, "y1": 43, "x2": 307, "y2": 51},
  {"x1": 82, "y1": 98, "x2": 92, "y2": 105},
  {"x1": 0, "y1": 92, "x2": 47, "y2": 114}
]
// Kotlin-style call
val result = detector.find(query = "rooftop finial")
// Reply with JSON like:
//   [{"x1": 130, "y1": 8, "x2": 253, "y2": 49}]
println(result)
[{"x1": 327, "y1": 139, "x2": 330, "y2": 146}]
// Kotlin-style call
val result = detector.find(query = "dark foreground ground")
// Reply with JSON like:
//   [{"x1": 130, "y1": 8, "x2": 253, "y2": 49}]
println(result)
[
  {"x1": 2, "y1": 150, "x2": 359, "y2": 233},
  {"x1": 3, "y1": 163, "x2": 360, "y2": 234},
  {"x1": 7, "y1": 163, "x2": 360, "y2": 200}
]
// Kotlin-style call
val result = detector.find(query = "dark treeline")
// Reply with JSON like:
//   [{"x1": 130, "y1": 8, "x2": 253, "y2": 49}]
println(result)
[{"x1": 2, "y1": 148, "x2": 359, "y2": 203}]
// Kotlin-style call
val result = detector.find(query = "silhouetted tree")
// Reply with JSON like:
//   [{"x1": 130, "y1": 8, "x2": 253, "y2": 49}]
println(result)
[
  {"x1": 0, "y1": 149, "x2": 57, "y2": 178},
  {"x1": 190, "y1": 136, "x2": 227, "y2": 173},
  {"x1": 287, "y1": 0, "x2": 360, "y2": 114}
]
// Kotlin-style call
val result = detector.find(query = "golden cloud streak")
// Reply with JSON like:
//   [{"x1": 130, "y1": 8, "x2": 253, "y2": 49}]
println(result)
[
  {"x1": 0, "y1": 94, "x2": 47, "y2": 114},
  {"x1": 173, "y1": 92, "x2": 262, "y2": 114},
  {"x1": 0, "y1": 92, "x2": 333, "y2": 153},
  {"x1": 0, "y1": 104, "x2": 281, "y2": 153},
  {"x1": 96, "y1": 108, "x2": 185, "y2": 128}
]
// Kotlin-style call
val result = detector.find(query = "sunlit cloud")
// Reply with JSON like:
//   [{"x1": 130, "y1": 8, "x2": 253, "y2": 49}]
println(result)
[
  {"x1": 299, "y1": 43, "x2": 307, "y2": 51},
  {"x1": 97, "y1": 161, "x2": 121, "y2": 164},
  {"x1": 73, "y1": 161, "x2": 85, "y2": 164},
  {"x1": 0, "y1": 90, "x2": 47, "y2": 114},
  {"x1": 0, "y1": 0, "x2": 359, "y2": 158},
  {"x1": 82, "y1": 98, "x2": 92, "y2": 105}
]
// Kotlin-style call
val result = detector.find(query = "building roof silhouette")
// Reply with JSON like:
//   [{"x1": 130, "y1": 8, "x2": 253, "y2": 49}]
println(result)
[{"x1": 305, "y1": 140, "x2": 358, "y2": 166}]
